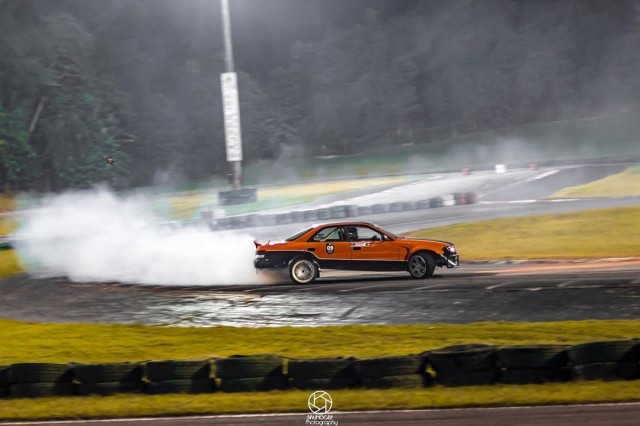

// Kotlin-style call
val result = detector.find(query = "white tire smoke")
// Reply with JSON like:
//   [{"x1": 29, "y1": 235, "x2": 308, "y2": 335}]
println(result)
[{"x1": 13, "y1": 188, "x2": 260, "y2": 286}]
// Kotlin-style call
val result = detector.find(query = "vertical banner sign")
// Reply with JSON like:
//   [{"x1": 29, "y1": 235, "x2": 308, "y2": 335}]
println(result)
[{"x1": 221, "y1": 72, "x2": 243, "y2": 162}]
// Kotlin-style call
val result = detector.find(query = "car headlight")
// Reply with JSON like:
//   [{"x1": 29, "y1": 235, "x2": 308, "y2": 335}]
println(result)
[{"x1": 446, "y1": 245, "x2": 456, "y2": 253}]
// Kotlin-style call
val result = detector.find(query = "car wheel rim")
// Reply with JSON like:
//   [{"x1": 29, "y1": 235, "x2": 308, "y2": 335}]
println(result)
[
  {"x1": 293, "y1": 261, "x2": 314, "y2": 283},
  {"x1": 409, "y1": 256, "x2": 426, "y2": 277}
]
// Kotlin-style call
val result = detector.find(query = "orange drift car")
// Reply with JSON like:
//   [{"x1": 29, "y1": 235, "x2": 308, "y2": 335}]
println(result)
[{"x1": 254, "y1": 222, "x2": 459, "y2": 284}]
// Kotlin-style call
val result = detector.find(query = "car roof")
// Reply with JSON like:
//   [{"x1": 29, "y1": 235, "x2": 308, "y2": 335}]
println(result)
[{"x1": 310, "y1": 221, "x2": 379, "y2": 229}]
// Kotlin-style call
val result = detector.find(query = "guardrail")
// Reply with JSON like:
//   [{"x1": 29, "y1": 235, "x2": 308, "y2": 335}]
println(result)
[
  {"x1": 1, "y1": 339, "x2": 637, "y2": 398},
  {"x1": 201, "y1": 191, "x2": 478, "y2": 231}
]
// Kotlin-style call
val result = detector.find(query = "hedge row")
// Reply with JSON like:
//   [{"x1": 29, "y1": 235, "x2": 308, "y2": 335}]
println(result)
[
  {"x1": 1, "y1": 340, "x2": 638, "y2": 398},
  {"x1": 204, "y1": 192, "x2": 477, "y2": 231}
]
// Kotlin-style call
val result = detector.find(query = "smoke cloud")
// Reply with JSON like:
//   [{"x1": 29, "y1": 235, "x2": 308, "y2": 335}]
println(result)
[{"x1": 14, "y1": 188, "x2": 260, "y2": 286}]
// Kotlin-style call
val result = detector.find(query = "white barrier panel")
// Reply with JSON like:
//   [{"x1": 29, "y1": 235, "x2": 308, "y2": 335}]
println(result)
[{"x1": 442, "y1": 194, "x2": 456, "y2": 207}]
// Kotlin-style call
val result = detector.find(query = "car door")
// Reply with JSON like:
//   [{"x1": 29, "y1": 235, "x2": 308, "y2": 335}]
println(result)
[
  {"x1": 304, "y1": 226, "x2": 351, "y2": 269},
  {"x1": 347, "y1": 226, "x2": 400, "y2": 267}
]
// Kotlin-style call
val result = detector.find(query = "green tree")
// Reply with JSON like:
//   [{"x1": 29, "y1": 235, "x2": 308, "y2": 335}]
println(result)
[{"x1": 0, "y1": 105, "x2": 37, "y2": 191}]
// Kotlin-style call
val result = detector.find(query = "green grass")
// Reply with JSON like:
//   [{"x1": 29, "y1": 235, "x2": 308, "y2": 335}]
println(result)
[
  {"x1": 550, "y1": 165, "x2": 640, "y2": 198},
  {"x1": 1, "y1": 318, "x2": 639, "y2": 364},
  {"x1": 408, "y1": 206, "x2": 640, "y2": 260},
  {"x1": 0, "y1": 194, "x2": 15, "y2": 213},
  {"x1": 1, "y1": 381, "x2": 640, "y2": 420},
  {"x1": 0, "y1": 251, "x2": 21, "y2": 278},
  {"x1": 0, "y1": 217, "x2": 16, "y2": 235}
]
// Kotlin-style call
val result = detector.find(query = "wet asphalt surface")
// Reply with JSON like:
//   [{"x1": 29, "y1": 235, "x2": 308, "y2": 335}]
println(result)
[{"x1": 2, "y1": 261, "x2": 639, "y2": 326}]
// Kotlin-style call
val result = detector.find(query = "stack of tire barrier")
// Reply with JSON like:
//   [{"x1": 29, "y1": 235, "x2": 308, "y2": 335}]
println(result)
[
  {"x1": 145, "y1": 359, "x2": 213, "y2": 394},
  {"x1": 427, "y1": 345, "x2": 499, "y2": 386},
  {"x1": 498, "y1": 345, "x2": 569, "y2": 384},
  {"x1": 3, "y1": 339, "x2": 637, "y2": 399},
  {"x1": 0, "y1": 366, "x2": 7, "y2": 397},
  {"x1": 6, "y1": 363, "x2": 75, "y2": 397},
  {"x1": 288, "y1": 357, "x2": 357, "y2": 390},
  {"x1": 74, "y1": 362, "x2": 144, "y2": 396},
  {"x1": 354, "y1": 355, "x2": 429, "y2": 388},
  {"x1": 215, "y1": 355, "x2": 285, "y2": 392},
  {"x1": 568, "y1": 340, "x2": 640, "y2": 381}
]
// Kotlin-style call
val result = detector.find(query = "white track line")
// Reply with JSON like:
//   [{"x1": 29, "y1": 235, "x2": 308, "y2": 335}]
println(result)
[
  {"x1": 486, "y1": 281, "x2": 515, "y2": 290},
  {"x1": 557, "y1": 280, "x2": 579, "y2": 288}
]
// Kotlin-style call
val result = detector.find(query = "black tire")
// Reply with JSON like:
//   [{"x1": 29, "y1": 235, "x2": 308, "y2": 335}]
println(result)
[
  {"x1": 568, "y1": 340, "x2": 640, "y2": 365},
  {"x1": 571, "y1": 362, "x2": 640, "y2": 381},
  {"x1": 354, "y1": 355, "x2": 426, "y2": 378},
  {"x1": 436, "y1": 368, "x2": 500, "y2": 387},
  {"x1": 360, "y1": 373, "x2": 429, "y2": 389},
  {"x1": 288, "y1": 357, "x2": 355, "y2": 380},
  {"x1": 289, "y1": 376, "x2": 356, "y2": 390},
  {"x1": 9, "y1": 382, "x2": 76, "y2": 398},
  {"x1": 145, "y1": 378, "x2": 215, "y2": 395},
  {"x1": 77, "y1": 381, "x2": 143, "y2": 396},
  {"x1": 499, "y1": 368, "x2": 569, "y2": 384},
  {"x1": 7, "y1": 363, "x2": 74, "y2": 384},
  {"x1": 427, "y1": 345, "x2": 497, "y2": 374},
  {"x1": 0, "y1": 386, "x2": 8, "y2": 398},
  {"x1": 219, "y1": 376, "x2": 286, "y2": 392},
  {"x1": 497, "y1": 345, "x2": 569, "y2": 369},
  {"x1": 407, "y1": 252, "x2": 436, "y2": 279},
  {"x1": 74, "y1": 363, "x2": 143, "y2": 383},
  {"x1": 214, "y1": 355, "x2": 283, "y2": 379},
  {"x1": 145, "y1": 360, "x2": 211, "y2": 382},
  {"x1": 289, "y1": 258, "x2": 318, "y2": 284}
]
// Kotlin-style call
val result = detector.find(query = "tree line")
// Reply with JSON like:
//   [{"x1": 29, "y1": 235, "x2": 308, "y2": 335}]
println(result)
[{"x1": 1, "y1": 0, "x2": 640, "y2": 191}]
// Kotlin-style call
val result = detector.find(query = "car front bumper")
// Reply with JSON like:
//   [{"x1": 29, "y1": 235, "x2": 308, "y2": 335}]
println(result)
[{"x1": 439, "y1": 253, "x2": 459, "y2": 268}]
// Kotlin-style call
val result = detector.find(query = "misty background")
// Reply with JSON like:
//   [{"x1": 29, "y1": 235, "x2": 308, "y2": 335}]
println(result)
[{"x1": 2, "y1": 0, "x2": 640, "y2": 192}]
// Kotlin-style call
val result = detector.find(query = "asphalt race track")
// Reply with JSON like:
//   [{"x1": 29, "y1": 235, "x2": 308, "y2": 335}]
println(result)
[
  {"x1": 2, "y1": 260, "x2": 639, "y2": 326},
  {"x1": 2, "y1": 161, "x2": 640, "y2": 326},
  {"x1": 4, "y1": 403, "x2": 640, "y2": 425},
  {"x1": 232, "y1": 162, "x2": 637, "y2": 241}
]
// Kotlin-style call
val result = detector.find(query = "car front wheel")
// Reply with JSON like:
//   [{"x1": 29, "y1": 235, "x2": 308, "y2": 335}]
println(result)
[
  {"x1": 407, "y1": 252, "x2": 436, "y2": 279},
  {"x1": 289, "y1": 258, "x2": 318, "y2": 284}
]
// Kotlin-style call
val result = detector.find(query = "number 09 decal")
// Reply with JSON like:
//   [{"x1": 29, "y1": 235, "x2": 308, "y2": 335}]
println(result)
[{"x1": 326, "y1": 243, "x2": 335, "y2": 254}]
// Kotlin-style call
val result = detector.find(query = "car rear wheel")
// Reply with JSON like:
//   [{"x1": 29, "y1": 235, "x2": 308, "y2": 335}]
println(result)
[
  {"x1": 408, "y1": 252, "x2": 435, "y2": 279},
  {"x1": 289, "y1": 258, "x2": 318, "y2": 284}
]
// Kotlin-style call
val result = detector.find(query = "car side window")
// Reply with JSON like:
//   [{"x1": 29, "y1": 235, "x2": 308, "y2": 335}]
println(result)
[
  {"x1": 348, "y1": 226, "x2": 384, "y2": 241},
  {"x1": 310, "y1": 226, "x2": 344, "y2": 242}
]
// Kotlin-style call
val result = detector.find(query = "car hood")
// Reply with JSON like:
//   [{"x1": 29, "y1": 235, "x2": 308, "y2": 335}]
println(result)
[{"x1": 395, "y1": 236, "x2": 453, "y2": 246}]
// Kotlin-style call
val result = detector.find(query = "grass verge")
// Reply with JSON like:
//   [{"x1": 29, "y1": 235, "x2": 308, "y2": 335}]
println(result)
[
  {"x1": 1, "y1": 318, "x2": 639, "y2": 364},
  {"x1": 1, "y1": 381, "x2": 640, "y2": 420},
  {"x1": 550, "y1": 165, "x2": 640, "y2": 198},
  {"x1": 0, "y1": 251, "x2": 22, "y2": 278},
  {"x1": 408, "y1": 205, "x2": 640, "y2": 260}
]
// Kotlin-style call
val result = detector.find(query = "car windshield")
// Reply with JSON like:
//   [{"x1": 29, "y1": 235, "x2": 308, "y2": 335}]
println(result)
[
  {"x1": 285, "y1": 227, "x2": 312, "y2": 241},
  {"x1": 372, "y1": 223, "x2": 399, "y2": 239}
]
